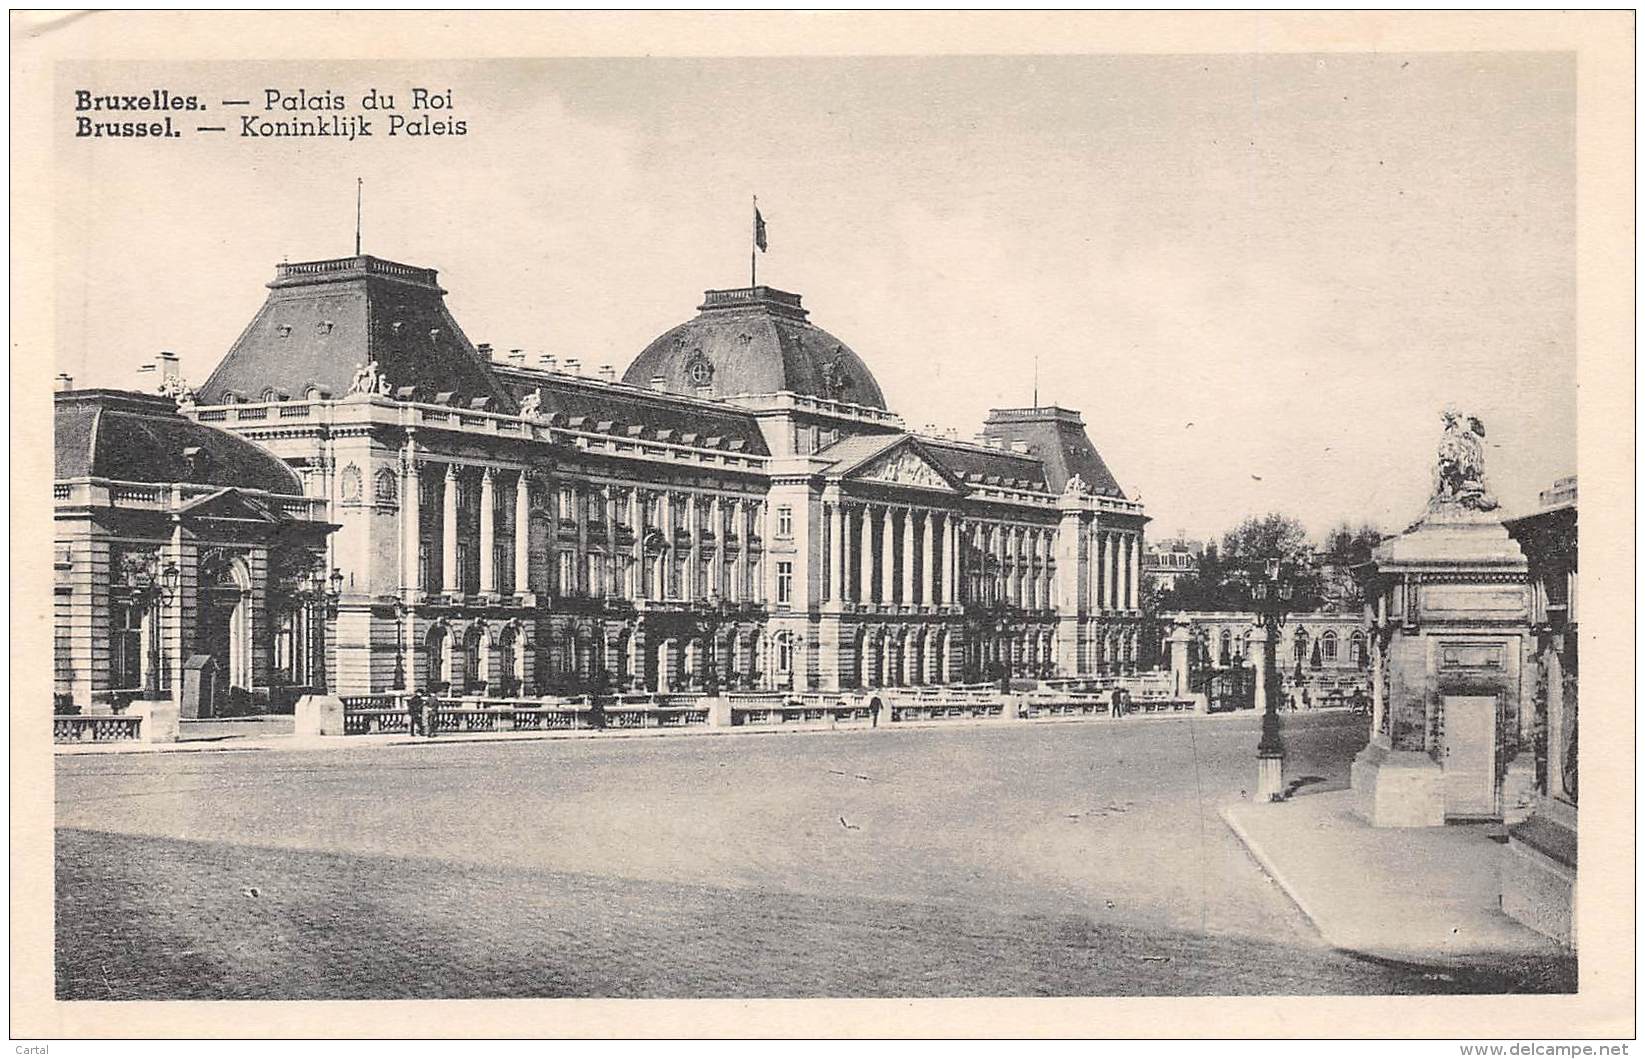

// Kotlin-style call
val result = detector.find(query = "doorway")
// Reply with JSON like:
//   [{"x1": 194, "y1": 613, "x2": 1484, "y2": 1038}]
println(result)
[{"x1": 1443, "y1": 695, "x2": 1498, "y2": 818}]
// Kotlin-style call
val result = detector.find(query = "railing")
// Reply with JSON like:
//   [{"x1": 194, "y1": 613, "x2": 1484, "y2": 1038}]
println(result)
[
  {"x1": 732, "y1": 693, "x2": 874, "y2": 727},
  {"x1": 54, "y1": 715, "x2": 142, "y2": 743}
]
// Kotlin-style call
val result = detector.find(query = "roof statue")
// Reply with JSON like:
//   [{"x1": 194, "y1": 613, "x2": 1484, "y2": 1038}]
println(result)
[
  {"x1": 159, "y1": 374, "x2": 196, "y2": 410},
  {"x1": 348, "y1": 359, "x2": 390, "y2": 397},
  {"x1": 1062, "y1": 472, "x2": 1089, "y2": 497},
  {"x1": 518, "y1": 387, "x2": 543, "y2": 418},
  {"x1": 1432, "y1": 406, "x2": 1498, "y2": 512}
]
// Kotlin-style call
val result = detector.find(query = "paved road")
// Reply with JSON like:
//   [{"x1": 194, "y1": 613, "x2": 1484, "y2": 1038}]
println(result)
[{"x1": 53, "y1": 712, "x2": 1567, "y2": 998}]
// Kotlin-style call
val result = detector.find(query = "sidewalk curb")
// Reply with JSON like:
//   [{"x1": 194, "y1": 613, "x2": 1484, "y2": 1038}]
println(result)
[{"x1": 1220, "y1": 801, "x2": 1342, "y2": 949}]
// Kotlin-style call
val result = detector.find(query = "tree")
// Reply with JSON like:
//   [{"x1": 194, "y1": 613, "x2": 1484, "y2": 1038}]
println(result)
[
  {"x1": 1323, "y1": 521, "x2": 1383, "y2": 569},
  {"x1": 1220, "y1": 514, "x2": 1311, "y2": 565}
]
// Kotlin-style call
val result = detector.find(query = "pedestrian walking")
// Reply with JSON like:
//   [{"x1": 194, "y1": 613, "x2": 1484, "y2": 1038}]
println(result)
[
  {"x1": 424, "y1": 691, "x2": 441, "y2": 737},
  {"x1": 1111, "y1": 687, "x2": 1128, "y2": 719},
  {"x1": 408, "y1": 689, "x2": 425, "y2": 737}
]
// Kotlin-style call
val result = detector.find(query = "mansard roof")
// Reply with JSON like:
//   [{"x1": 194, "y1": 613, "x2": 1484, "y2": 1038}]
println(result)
[
  {"x1": 980, "y1": 406, "x2": 1126, "y2": 497},
  {"x1": 918, "y1": 436, "x2": 1050, "y2": 492},
  {"x1": 54, "y1": 389, "x2": 303, "y2": 495},
  {"x1": 198, "y1": 255, "x2": 515, "y2": 411},
  {"x1": 494, "y1": 366, "x2": 770, "y2": 456}
]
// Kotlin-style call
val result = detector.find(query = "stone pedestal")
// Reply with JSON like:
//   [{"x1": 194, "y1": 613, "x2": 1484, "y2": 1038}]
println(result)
[
  {"x1": 1350, "y1": 742, "x2": 1445, "y2": 827},
  {"x1": 705, "y1": 696, "x2": 733, "y2": 728},
  {"x1": 294, "y1": 694, "x2": 345, "y2": 736},
  {"x1": 1353, "y1": 497, "x2": 1528, "y2": 824},
  {"x1": 130, "y1": 698, "x2": 180, "y2": 744},
  {"x1": 1500, "y1": 800, "x2": 1577, "y2": 948}
]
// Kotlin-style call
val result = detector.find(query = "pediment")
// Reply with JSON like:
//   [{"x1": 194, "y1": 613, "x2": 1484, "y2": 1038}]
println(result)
[
  {"x1": 174, "y1": 488, "x2": 288, "y2": 524},
  {"x1": 845, "y1": 439, "x2": 961, "y2": 493}
]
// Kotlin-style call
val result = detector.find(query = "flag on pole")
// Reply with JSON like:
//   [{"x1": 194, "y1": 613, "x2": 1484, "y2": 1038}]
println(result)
[{"x1": 753, "y1": 205, "x2": 768, "y2": 252}]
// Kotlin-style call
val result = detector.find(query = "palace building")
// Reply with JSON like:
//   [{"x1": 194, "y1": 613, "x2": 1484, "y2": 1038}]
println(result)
[{"x1": 152, "y1": 252, "x2": 1147, "y2": 698}]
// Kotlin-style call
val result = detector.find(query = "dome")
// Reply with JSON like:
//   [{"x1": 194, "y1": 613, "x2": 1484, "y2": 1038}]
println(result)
[
  {"x1": 55, "y1": 389, "x2": 304, "y2": 496},
  {"x1": 623, "y1": 287, "x2": 887, "y2": 410}
]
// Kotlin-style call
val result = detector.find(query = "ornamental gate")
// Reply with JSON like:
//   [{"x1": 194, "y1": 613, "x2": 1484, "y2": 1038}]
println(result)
[{"x1": 1197, "y1": 666, "x2": 1254, "y2": 713}]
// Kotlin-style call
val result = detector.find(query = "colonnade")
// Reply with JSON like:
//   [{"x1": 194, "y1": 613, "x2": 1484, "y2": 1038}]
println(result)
[
  {"x1": 824, "y1": 501, "x2": 958, "y2": 606},
  {"x1": 1090, "y1": 528, "x2": 1143, "y2": 612},
  {"x1": 400, "y1": 444, "x2": 764, "y2": 604}
]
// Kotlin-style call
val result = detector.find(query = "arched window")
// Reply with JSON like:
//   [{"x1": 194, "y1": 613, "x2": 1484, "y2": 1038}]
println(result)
[
  {"x1": 1219, "y1": 628, "x2": 1232, "y2": 666},
  {"x1": 1293, "y1": 630, "x2": 1309, "y2": 662},
  {"x1": 374, "y1": 467, "x2": 398, "y2": 506},
  {"x1": 1321, "y1": 630, "x2": 1338, "y2": 663},
  {"x1": 1349, "y1": 632, "x2": 1367, "y2": 666}
]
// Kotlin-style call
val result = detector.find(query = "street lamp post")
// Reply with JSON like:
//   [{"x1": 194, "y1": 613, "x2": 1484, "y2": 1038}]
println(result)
[
  {"x1": 300, "y1": 562, "x2": 344, "y2": 694},
  {"x1": 392, "y1": 597, "x2": 408, "y2": 691},
  {"x1": 1252, "y1": 556, "x2": 1294, "y2": 802},
  {"x1": 121, "y1": 553, "x2": 180, "y2": 699}
]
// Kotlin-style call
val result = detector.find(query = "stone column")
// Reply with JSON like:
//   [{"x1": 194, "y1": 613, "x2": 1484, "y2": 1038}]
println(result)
[
  {"x1": 478, "y1": 469, "x2": 496, "y2": 595},
  {"x1": 1129, "y1": 532, "x2": 1142, "y2": 610},
  {"x1": 880, "y1": 506, "x2": 895, "y2": 604},
  {"x1": 710, "y1": 495, "x2": 724, "y2": 599},
  {"x1": 631, "y1": 486, "x2": 645, "y2": 599},
  {"x1": 829, "y1": 501, "x2": 844, "y2": 603},
  {"x1": 441, "y1": 464, "x2": 458, "y2": 593},
  {"x1": 921, "y1": 511, "x2": 935, "y2": 606},
  {"x1": 732, "y1": 498, "x2": 747, "y2": 602},
  {"x1": 688, "y1": 493, "x2": 702, "y2": 599},
  {"x1": 604, "y1": 486, "x2": 618, "y2": 599},
  {"x1": 858, "y1": 505, "x2": 873, "y2": 604},
  {"x1": 400, "y1": 439, "x2": 420, "y2": 593},
  {"x1": 902, "y1": 508, "x2": 916, "y2": 604},
  {"x1": 1107, "y1": 532, "x2": 1119, "y2": 611},
  {"x1": 946, "y1": 515, "x2": 958, "y2": 605},
  {"x1": 514, "y1": 471, "x2": 532, "y2": 597}
]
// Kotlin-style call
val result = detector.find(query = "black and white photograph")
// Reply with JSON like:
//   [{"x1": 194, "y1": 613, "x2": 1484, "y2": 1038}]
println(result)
[{"x1": 11, "y1": 9, "x2": 1634, "y2": 1043}]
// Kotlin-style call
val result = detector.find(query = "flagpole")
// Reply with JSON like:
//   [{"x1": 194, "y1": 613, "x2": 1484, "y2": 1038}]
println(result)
[
  {"x1": 750, "y1": 195, "x2": 758, "y2": 288},
  {"x1": 355, "y1": 178, "x2": 363, "y2": 257}
]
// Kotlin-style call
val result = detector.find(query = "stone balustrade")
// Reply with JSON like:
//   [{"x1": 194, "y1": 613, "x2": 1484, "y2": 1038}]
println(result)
[{"x1": 53, "y1": 714, "x2": 143, "y2": 743}]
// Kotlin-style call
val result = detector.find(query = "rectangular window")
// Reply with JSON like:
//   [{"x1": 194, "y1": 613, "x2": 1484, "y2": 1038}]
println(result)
[
  {"x1": 587, "y1": 492, "x2": 604, "y2": 523},
  {"x1": 559, "y1": 486, "x2": 576, "y2": 521},
  {"x1": 644, "y1": 495, "x2": 659, "y2": 528},
  {"x1": 615, "y1": 494, "x2": 630, "y2": 525},
  {"x1": 777, "y1": 505, "x2": 793, "y2": 538},
  {"x1": 670, "y1": 556, "x2": 684, "y2": 598},
  {"x1": 586, "y1": 554, "x2": 602, "y2": 597},
  {"x1": 777, "y1": 561, "x2": 793, "y2": 605},
  {"x1": 557, "y1": 550, "x2": 575, "y2": 596}
]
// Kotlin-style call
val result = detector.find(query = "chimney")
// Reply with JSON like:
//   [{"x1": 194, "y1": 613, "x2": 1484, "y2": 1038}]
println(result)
[
  {"x1": 508, "y1": 348, "x2": 526, "y2": 367},
  {"x1": 157, "y1": 350, "x2": 180, "y2": 386},
  {"x1": 598, "y1": 365, "x2": 617, "y2": 383},
  {"x1": 650, "y1": 374, "x2": 668, "y2": 391},
  {"x1": 55, "y1": 373, "x2": 73, "y2": 392},
  {"x1": 539, "y1": 354, "x2": 558, "y2": 372},
  {"x1": 565, "y1": 358, "x2": 582, "y2": 375},
  {"x1": 476, "y1": 343, "x2": 493, "y2": 359}
]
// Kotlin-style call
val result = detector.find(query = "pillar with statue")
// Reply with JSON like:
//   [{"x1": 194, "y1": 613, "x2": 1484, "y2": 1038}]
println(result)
[{"x1": 1350, "y1": 408, "x2": 1531, "y2": 827}]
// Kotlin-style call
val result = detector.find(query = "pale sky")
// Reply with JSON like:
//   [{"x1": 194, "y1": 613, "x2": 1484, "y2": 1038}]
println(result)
[{"x1": 55, "y1": 54, "x2": 1575, "y2": 541}]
